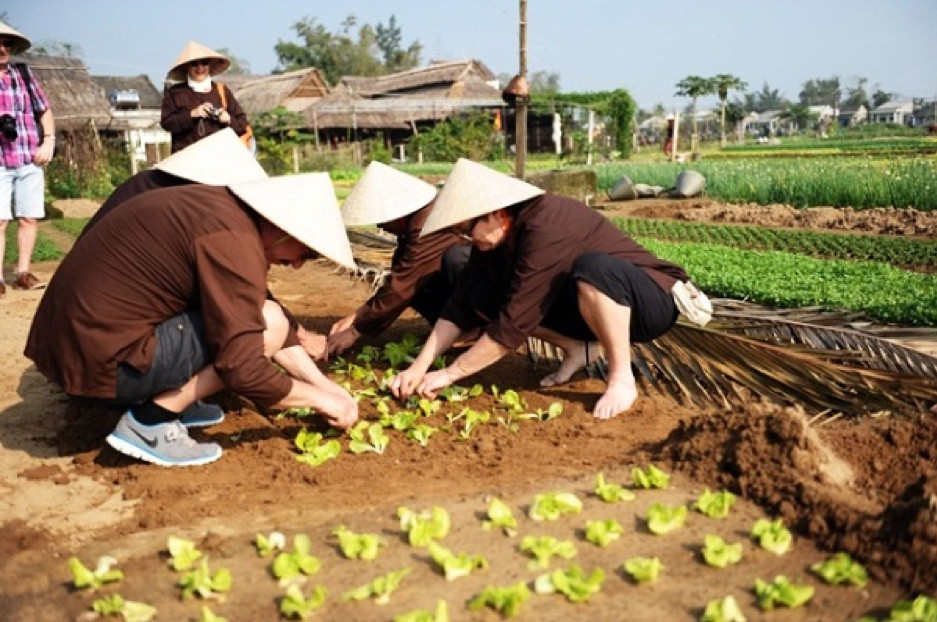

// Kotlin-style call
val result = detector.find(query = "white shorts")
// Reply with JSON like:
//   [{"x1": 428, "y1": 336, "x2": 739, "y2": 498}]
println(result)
[{"x1": 0, "y1": 163, "x2": 45, "y2": 220}]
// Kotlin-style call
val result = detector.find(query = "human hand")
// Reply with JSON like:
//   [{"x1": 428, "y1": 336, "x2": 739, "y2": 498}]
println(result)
[
  {"x1": 191, "y1": 102, "x2": 214, "y2": 119},
  {"x1": 297, "y1": 328, "x2": 328, "y2": 361},
  {"x1": 34, "y1": 141, "x2": 54, "y2": 165},
  {"x1": 416, "y1": 369, "x2": 454, "y2": 400},
  {"x1": 218, "y1": 109, "x2": 231, "y2": 124},
  {"x1": 389, "y1": 367, "x2": 426, "y2": 400},
  {"x1": 329, "y1": 313, "x2": 356, "y2": 336},
  {"x1": 318, "y1": 389, "x2": 359, "y2": 430}
]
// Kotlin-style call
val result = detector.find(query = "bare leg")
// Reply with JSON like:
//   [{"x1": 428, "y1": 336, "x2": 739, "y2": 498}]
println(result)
[
  {"x1": 16, "y1": 217, "x2": 38, "y2": 274},
  {"x1": 532, "y1": 326, "x2": 600, "y2": 387},
  {"x1": 576, "y1": 281, "x2": 638, "y2": 419},
  {"x1": 153, "y1": 300, "x2": 290, "y2": 412}
]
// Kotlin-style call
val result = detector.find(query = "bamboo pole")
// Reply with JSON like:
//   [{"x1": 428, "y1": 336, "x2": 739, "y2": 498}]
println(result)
[{"x1": 515, "y1": 0, "x2": 528, "y2": 179}]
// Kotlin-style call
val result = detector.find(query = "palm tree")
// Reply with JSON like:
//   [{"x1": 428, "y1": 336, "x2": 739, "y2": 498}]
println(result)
[
  {"x1": 675, "y1": 75, "x2": 714, "y2": 152},
  {"x1": 711, "y1": 74, "x2": 747, "y2": 147}
]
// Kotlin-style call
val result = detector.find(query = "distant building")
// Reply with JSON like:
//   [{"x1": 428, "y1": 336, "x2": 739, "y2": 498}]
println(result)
[
  {"x1": 92, "y1": 75, "x2": 170, "y2": 170},
  {"x1": 869, "y1": 100, "x2": 914, "y2": 125},
  {"x1": 837, "y1": 105, "x2": 867, "y2": 127}
]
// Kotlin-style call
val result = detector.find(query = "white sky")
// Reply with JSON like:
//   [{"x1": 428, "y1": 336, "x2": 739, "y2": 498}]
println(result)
[{"x1": 5, "y1": 0, "x2": 936, "y2": 110}]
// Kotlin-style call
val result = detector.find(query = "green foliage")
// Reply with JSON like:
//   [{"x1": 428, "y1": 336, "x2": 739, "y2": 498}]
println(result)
[
  {"x1": 702, "y1": 534, "x2": 744, "y2": 568},
  {"x1": 616, "y1": 217, "x2": 937, "y2": 270},
  {"x1": 594, "y1": 472, "x2": 636, "y2": 503},
  {"x1": 348, "y1": 421, "x2": 390, "y2": 454},
  {"x1": 529, "y1": 491, "x2": 583, "y2": 521},
  {"x1": 178, "y1": 558, "x2": 232, "y2": 600},
  {"x1": 520, "y1": 535, "x2": 577, "y2": 569},
  {"x1": 607, "y1": 89, "x2": 636, "y2": 157},
  {"x1": 534, "y1": 564, "x2": 605, "y2": 603},
  {"x1": 646, "y1": 502, "x2": 688, "y2": 535},
  {"x1": 584, "y1": 518, "x2": 623, "y2": 547},
  {"x1": 272, "y1": 534, "x2": 321, "y2": 581},
  {"x1": 46, "y1": 134, "x2": 127, "y2": 200},
  {"x1": 700, "y1": 595, "x2": 747, "y2": 622},
  {"x1": 4, "y1": 224, "x2": 62, "y2": 264},
  {"x1": 408, "y1": 112, "x2": 500, "y2": 162},
  {"x1": 427, "y1": 541, "x2": 488, "y2": 581},
  {"x1": 481, "y1": 497, "x2": 518, "y2": 535},
  {"x1": 166, "y1": 536, "x2": 202, "y2": 571},
  {"x1": 50, "y1": 217, "x2": 90, "y2": 237},
  {"x1": 754, "y1": 575, "x2": 814, "y2": 610},
  {"x1": 469, "y1": 582, "x2": 531, "y2": 618},
  {"x1": 68, "y1": 556, "x2": 124, "y2": 590},
  {"x1": 693, "y1": 489, "x2": 737, "y2": 519},
  {"x1": 750, "y1": 518, "x2": 793, "y2": 555},
  {"x1": 398, "y1": 506, "x2": 450, "y2": 547},
  {"x1": 332, "y1": 525, "x2": 385, "y2": 561},
  {"x1": 254, "y1": 532, "x2": 286, "y2": 557},
  {"x1": 91, "y1": 594, "x2": 158, "y2": 622},
  {"x1": 631, "y1": 464, "x2": 671, "y2": 489},
  {"x1": 342, "y1": 567, "x2": 412, "y2": 604},
  {"x1": 280, "y1": 584, "x2": 327, "y2": 620},
  {"x1": 393, "y1": 600, "x2": 449, "y2": 622},
  {"x1": 365, "y1": 131, "x2": 393, "y2": 164},
  {"x1": 294, "y1": 428, "x2": 341, "y2": 466},
  {"x1": 867, "y1": 595, "x2": 937, "y2": 622},
  {"x1": 810, "y1": 552, "x2": 868, "y2": 587},
  {"x1": 640, "y1": 238, "x2": 937, "y2": 327},
  {"x1": 622, "y1": 557, "x2": 663, "y2": 583}
]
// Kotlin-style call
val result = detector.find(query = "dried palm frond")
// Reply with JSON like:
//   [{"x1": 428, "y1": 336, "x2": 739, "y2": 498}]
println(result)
[{"x1": 526, "y1": 318, "x2": 937, "y2": 418}]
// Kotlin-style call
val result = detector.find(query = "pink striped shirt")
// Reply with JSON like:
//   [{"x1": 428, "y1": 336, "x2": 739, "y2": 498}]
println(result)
[{"x1": 0, "y1": 63, "x2": 50, "y2": 168}]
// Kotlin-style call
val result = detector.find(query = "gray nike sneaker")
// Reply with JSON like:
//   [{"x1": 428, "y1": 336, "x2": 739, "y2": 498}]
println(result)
[
  {"x1": 106, "y1": 410, "x2": 222, "y2": 466},
  {"x1": 179, "y1": 400, "x2": 226, "y2": 428}
]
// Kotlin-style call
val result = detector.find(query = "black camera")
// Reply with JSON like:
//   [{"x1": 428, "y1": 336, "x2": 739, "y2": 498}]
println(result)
[
  {"x1": 0, "y1": 114, "x2": 17, "y2": 140},
  {"x1": 207, "y1": 106, "x2": 222, "y2": 120}
]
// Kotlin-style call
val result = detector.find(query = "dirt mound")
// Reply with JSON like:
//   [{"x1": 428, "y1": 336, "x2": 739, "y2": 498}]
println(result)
[
  {"x1": 51, "y1": 198, "x2": 100, "y2": 219},
  {"x1": 653, "y1": 402, "x2": 937, "y2": 592}
]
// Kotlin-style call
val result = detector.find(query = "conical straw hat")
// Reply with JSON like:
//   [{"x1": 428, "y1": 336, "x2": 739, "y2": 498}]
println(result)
[
  {"x1": 167, "y1": 41, "x2": 230, "y2": 81},
  {"x1": 341, "y1": 161, "x2": 437, "y2": 226},
  {"x1": 228, "y1": 173, "x2": 356, "y2": 270},
  {"x1": 0, "y1": 21, "x2": 30, "y2": 54},
  {"x1": 421, "y1": 158, "x2": 544, "y2": 236},
  {"x1": 154, "y1": 128, "x2": 266, "y2": 185}
]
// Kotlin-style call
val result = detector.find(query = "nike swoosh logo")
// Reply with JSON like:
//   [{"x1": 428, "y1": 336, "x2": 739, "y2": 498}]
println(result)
[{"x1": 130, "y1": 427, "x2": 159, "y2": 448}]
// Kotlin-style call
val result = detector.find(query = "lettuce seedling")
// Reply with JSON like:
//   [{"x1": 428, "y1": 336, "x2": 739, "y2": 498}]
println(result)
[
  {"x1": 178, "y1": 558, "x2": 232, "y2": 600},
  {"x1": 750, "y1": 518, "x2": 793, "y2": 555},
  {"x1": 279, "y1": 583, "x2": 327, "y2": 620},
  {"x1": 428, "y1": 541, "x2": 489, "y2": 581},
  {"x1": 200, "y1": 605, "x2": 229, "y2": 622},
  {"x1": 531, "y1": 401, "x2": 564, "y2": 421},
  {"x1": 881, "y1": 595, "x2": 937, "y2": 621},
  {"x1": 622, "y1": 557, "x2": 663, "y2": 583},
  {"x1": 417, "y1": 398, "x2": 442, "y2": 417},
  {"x1": 383, "y1": 334, "x2": 421, "y2": 367},
  {"x1": 693, "y1": 489, "x2": 737, "y2": 519},
  {"x1": 529, "y1": 491, "x2": 583, "y2": 521},
  {"x1": 702, "y1": 534, "x2": 743, "y2": 568},
  {"x1": 332, "y1": 525, "x2": 385, "y2": 561},
  {"x1": 348, "y1": 421, "x2": 390, "y2": 454},
  {"x1": 700, "y1": 595, "x2": 747, "y2": 622},
  {"x1": 481, "y1": 497, "x2": 518, "y2": 535},
  {"x1": 584, "y1": 519, "x2": 623, "y2": 548},
  {"x1": 91, "y1": 594, "x2": 157, "y2": 622},
  {"x1": 534, "y1": 564, "x2": 605, "y2": 603},
  {"x1": 393, "y1": 599, "x2": 449, "y2": 622},
  {"x1": 458, "y1": 407, "x2": 490, "y2": 439},
  {"x1": 594, "y1": 472, "x2": 636, "y2": 503},
  {"x1": 495, "y1": 389, "x2": 527, "y2": 413},
  {"x1": 438, "y1": 383, "x2": 483, "y2": 403},
  {"x1": 167, "y1": 536, "x2": 202, "y2": 571},
  {"x1": 810, "y1": 552, "x2": 868, "y2": 587},
  {"x1": 294, "y1": 428, "x2": 341, "y2": 466},
  {"x1": 68, "y1": 556, "x2": 124, "y2": 590},
  {"x1": 272, "y1": 534, "x2": 321, "y2": 583},
  {"x1": 631, "y1": 464, "x2": 671, "y2": 489},
  {"x1": 520, "y1": 535, "x2": 577, "y2": 570},
  {"x1": 406, "y1": 423, "x2": 438, "y2": 447},
  {"x1": 469, "y1": 582, "x2": 531, "y2": 618},
  {"x1": 754, "y1": 575, "x2": 814, "y2": 610},
  {"x1": 255, "y1": 531, "x2": 286, "y2": 557},
  {"x1": 342, "y1": 567, "x2": 412, "y2": 605},
  {"x1": 356, "y1": 345, "x2": 381, "y2": 365},
  {"x1": 398, "y1": 506, "x2": 450, "y2": 547},
  {"x1": 646, "y1": 502, "x2": 688, "y2": 535},
  {"x1": 379, "y1": 408, "x2": 420, "y2": 431}
]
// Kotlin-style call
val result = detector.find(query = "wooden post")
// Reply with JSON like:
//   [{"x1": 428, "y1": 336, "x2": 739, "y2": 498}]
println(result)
[
  {"x1": 515, "y1": 0, "x2": 528, "y2": 179},
  {"x1": 671, "y1": 112, "x2": 680, "y2": 163},
  {"x1": 586, "y1": 109, "x2": 595, "y2": 166},
  {"x1": 312, "y1": 109, "x2": 320, "y2": 152}
]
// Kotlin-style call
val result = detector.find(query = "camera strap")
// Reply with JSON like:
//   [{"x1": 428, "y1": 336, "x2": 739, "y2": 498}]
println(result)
[{"x1": 12, "y1": 63, "x2": 45, "y2": 143}]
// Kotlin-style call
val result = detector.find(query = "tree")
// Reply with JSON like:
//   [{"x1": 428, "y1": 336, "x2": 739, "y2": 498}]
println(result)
[
  {"x1": 842, "y1": 77, "x2": 870, "y2": 111},
  {"x1": 375, "y1": 15, "x2": 421, "y2": 73},
  {"x1": 872, "y1": 88, "x2": 892, "y2": 109},
  {"x1": 798, "y1": 77, "x2": 841, "y2": 109},
  {"x1": 30, "y1": 40, "x2": 84, "y2": 58},
  {"x1": 674, "y1": 75, "x2": 713, "y2": 151},
  {"x1": 742, "y1": 83, "x2": 789, "y2": 113},
  {"x1": 780, "y1": 103, "x2": 816, "y2": 133},
  {"x1": 724, "y1": 101, "x2": 747, "y2": 142},
  {"x1": 711, "y1": 74, "x2": 747, "y2": 147},
  {"x1": 275, "y1": 14, "x2": 420, "y2": 85},
  {"x1": 216, "y1": 47, "x2": 251, "y2": 75},
  {"x1": 607, "y1": 88, "x2": 637, "y2": 158}
]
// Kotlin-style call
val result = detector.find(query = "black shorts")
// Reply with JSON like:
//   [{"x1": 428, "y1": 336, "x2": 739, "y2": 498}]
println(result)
[
  {"x1": 540, "y1": 252, "x2": 678, "y2": 343},
  {"x1": 115, "y1": 311, "x2": 210, "y2": 405}
]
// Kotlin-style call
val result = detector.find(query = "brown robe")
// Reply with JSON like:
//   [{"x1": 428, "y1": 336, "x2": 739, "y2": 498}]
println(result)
[{"x1": 160, "y1": 82, "x2": 249, "y2": 152}]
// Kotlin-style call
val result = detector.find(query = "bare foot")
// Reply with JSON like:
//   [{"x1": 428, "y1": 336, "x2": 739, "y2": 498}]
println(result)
[
  {"x1": 539, "y1": 341, "x2": 598, "y2": 387},
  {"x1": 593, "y1": 379, "x2": 638, "y2": 419}
]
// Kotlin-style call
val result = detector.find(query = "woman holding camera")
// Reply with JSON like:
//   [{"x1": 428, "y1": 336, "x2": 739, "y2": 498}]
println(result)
[{"x1": 160, "y1": 41, "x2": 249, "y2": 153}]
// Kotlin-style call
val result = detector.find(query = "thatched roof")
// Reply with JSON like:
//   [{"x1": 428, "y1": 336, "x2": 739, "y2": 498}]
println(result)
[
  {"x1": 91, "y1": 75, "x2": 163, "y2": 109},
  {"x1": 230, "y1": 68, "x2": 330, "y2": 117},
  {"x1": 310, "y1": 60, "x2": 503, "y2": 130},
  {"x1": 13, "y1": 54, "x2": 111, "y2": 131}
]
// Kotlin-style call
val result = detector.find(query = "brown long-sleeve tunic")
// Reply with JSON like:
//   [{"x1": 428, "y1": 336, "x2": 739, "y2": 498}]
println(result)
[
  {"x1": 160, "y1": 82, "x2": 249, "y2": 152},
  {"x1": 440, "y1": 194, "x2": 690, "y2": 349},
  {"x1": 353, "y1": 203, "x2": 467, "y2": 336},
  {"x1": 25, "y1": 185, "x2": 292, "y2": 407}
]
